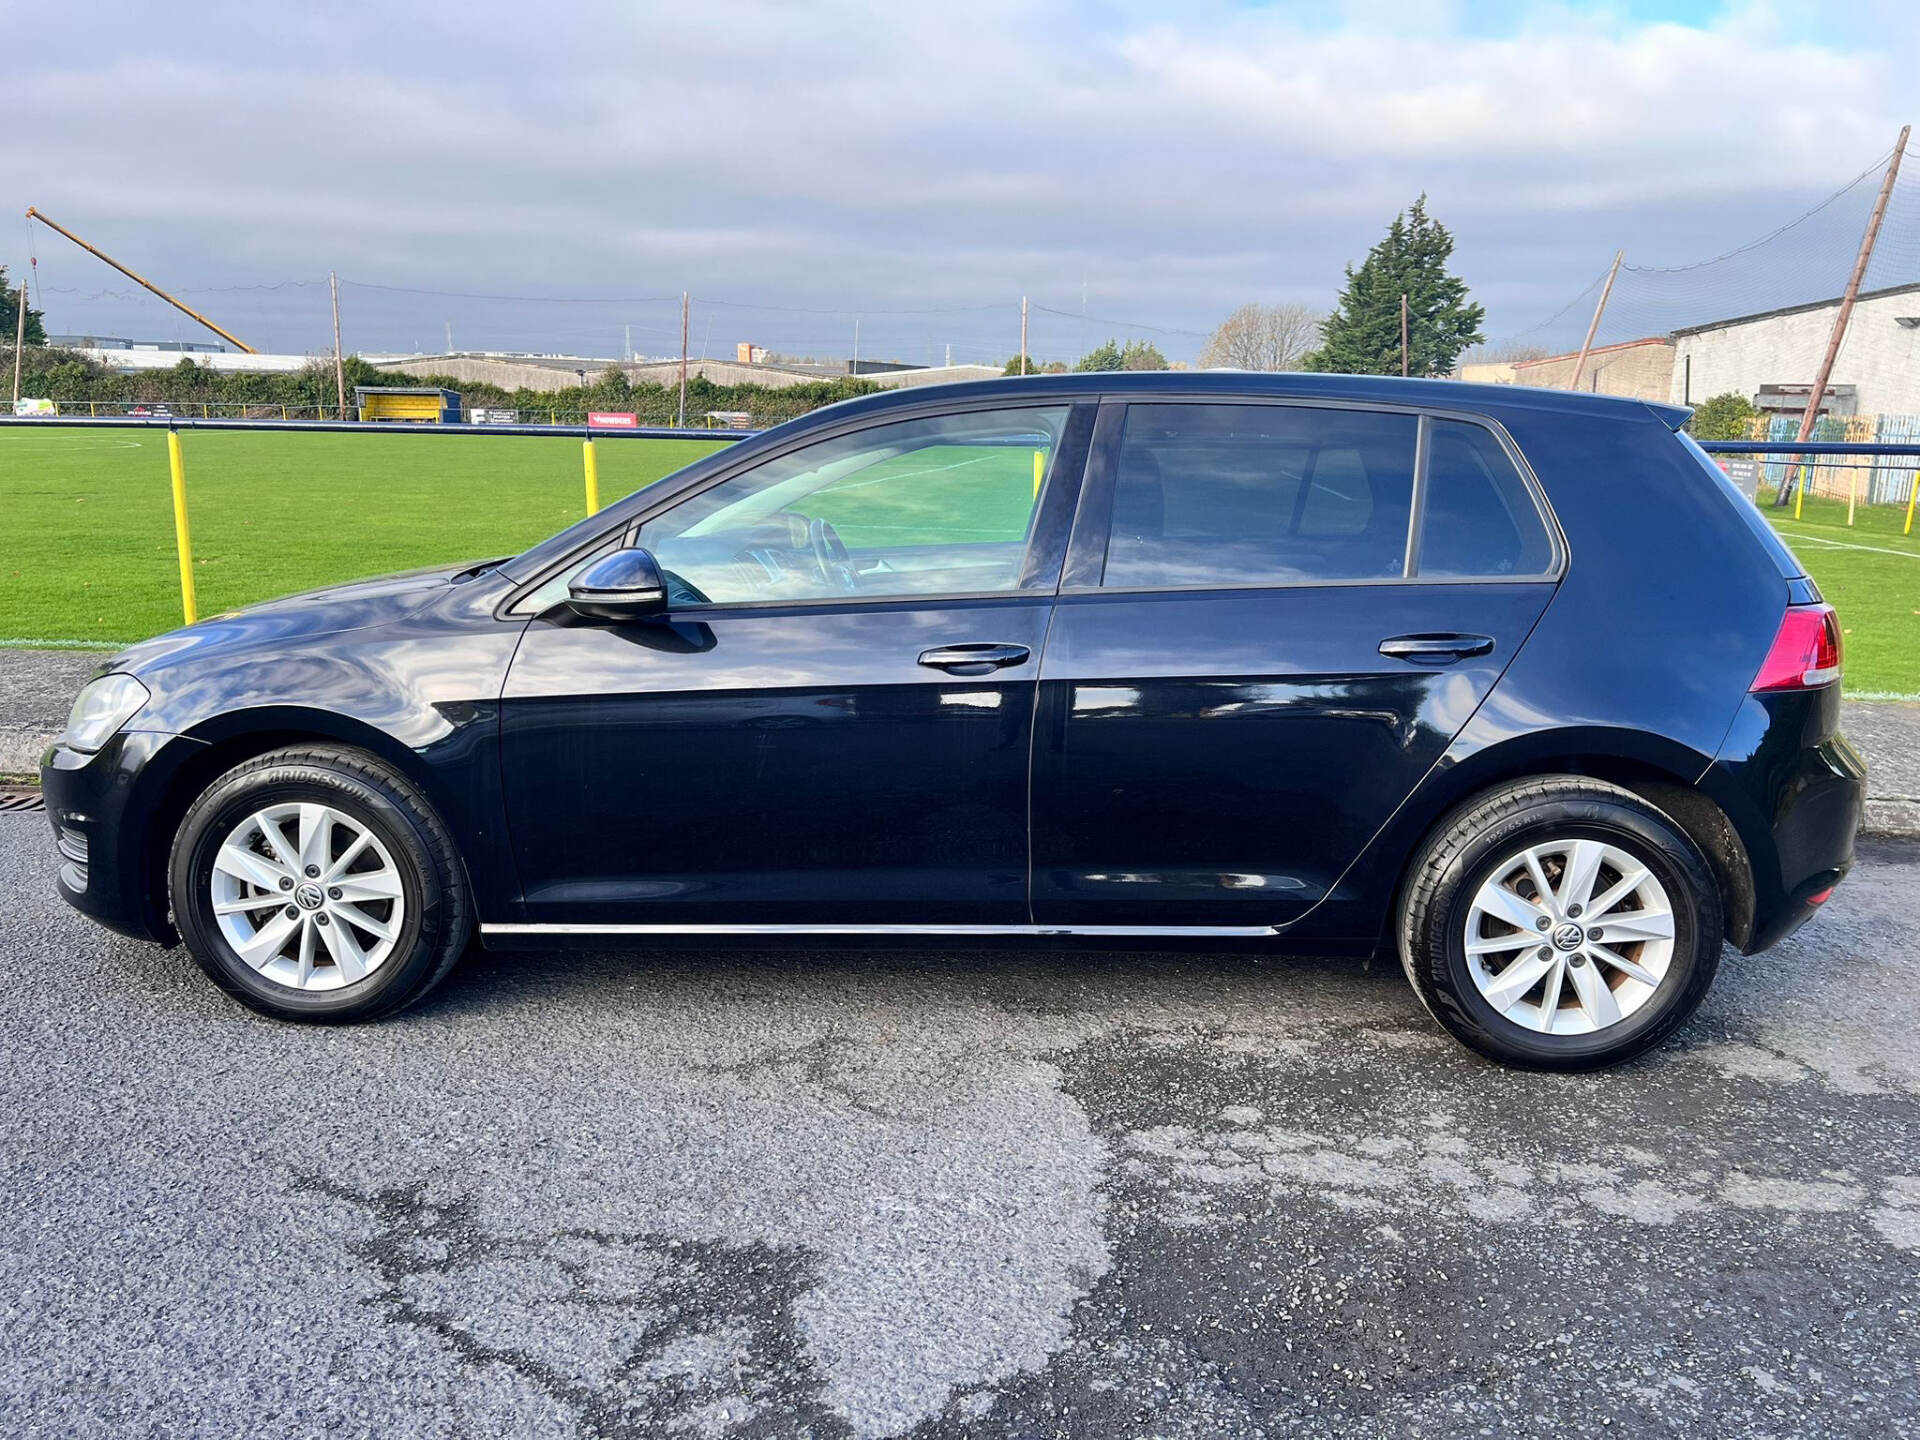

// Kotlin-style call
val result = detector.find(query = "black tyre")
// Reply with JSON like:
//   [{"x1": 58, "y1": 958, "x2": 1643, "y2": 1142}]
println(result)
[
  {"x1": 168, "y1": 745, "x2": 471, "y2": 1022},
  {"x1": 1396, "y1": 775, "x2": 1722, "y2": 1070}
]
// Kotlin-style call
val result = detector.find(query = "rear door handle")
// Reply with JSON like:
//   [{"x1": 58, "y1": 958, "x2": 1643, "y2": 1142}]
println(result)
[
  {"x1": 1378, "y1": 633, "x2": 1495, "y2": 663},
  {"x1": 917, "y1": 643, "x2": 1032, "y2": 675}
]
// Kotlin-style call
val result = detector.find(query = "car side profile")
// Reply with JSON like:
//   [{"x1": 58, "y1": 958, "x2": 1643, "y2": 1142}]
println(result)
[{"x1": 42, "y1": 372, "x2": 1865, "y2": 1067}]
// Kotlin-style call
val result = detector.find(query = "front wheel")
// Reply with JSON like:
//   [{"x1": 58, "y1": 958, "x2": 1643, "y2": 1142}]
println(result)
[
  {"x1": 169, "y1": 745, "x2": 471, "y2": 1022},
  {"x1": 1397, "y1": 776, "x2": 1723, "y2": 1069}
]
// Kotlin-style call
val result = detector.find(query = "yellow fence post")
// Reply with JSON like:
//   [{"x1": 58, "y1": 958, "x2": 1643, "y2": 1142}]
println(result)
[
  {"x1": 582, "y1": 437, "x2": 601, "y2": 515},
  {"x1": 166, "y1": 430, "x2": 198, "y2": 625},
  {"x1": 1033, "y1": 449, "x2": 1044, "y2": 499},
  {"x1": 1793, "y1": 462, "x2": 1805, "y2": 520},
  {"x1": 1906, "y1": 472, "x2": 1918, "y2": 535}
]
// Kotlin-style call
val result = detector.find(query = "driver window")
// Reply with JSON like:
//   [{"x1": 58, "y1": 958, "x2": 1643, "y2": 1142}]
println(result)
[{"x1": 632, "y1": 406, "x2": 1070, "y2": 606}]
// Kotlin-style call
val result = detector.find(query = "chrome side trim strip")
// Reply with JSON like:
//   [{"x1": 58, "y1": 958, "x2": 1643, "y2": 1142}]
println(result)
[{"x1": 480, "y1": 922, "x2": 1278, "y2": 938}]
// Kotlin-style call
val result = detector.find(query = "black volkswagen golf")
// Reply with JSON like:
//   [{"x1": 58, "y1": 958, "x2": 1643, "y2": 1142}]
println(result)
[{"x1": 43, "y1": 373, "x2": 1865, "y2": 1068}]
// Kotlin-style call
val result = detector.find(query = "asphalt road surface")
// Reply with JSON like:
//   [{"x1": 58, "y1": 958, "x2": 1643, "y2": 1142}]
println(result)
[{"x1": 3, "y1": 814, "x2": 1916, "y2": 1438}]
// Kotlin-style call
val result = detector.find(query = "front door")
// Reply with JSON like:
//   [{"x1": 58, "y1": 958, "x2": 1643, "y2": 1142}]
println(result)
[
  {"x1": 499, "y1": 401, "x2": 1092, "y2": 928},
  {"x1": 1032, "y1": 400, "x2": 1560, "y2": 930}
]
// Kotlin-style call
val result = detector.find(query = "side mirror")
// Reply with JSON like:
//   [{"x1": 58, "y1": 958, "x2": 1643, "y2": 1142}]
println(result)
[{"x1": 565, "y1": 547, "x2": 669, "y2": 621}]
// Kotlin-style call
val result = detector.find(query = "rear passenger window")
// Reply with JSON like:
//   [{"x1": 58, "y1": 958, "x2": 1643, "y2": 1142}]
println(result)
[
  {"x1": 1102, "y1": 404, "x2": 1418, "y2": 588},
  {"x1": 1418, "y1": 420, "x2": 1554, "y2": 577}
]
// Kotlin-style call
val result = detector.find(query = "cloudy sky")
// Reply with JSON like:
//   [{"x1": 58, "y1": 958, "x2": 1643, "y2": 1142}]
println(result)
[{"x1": 5, "y1": 0, "x2": 1918, "y2": 364}]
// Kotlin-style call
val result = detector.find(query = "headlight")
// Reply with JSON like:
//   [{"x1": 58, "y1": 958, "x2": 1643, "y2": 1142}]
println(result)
[{"x1": 63, "y1": 674, "x2": 151, "y2": 753}]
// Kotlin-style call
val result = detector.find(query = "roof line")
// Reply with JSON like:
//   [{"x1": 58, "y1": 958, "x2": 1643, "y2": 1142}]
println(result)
[{"x1": 1670, "y1": 280, "x2": 1920, "y2": 337}]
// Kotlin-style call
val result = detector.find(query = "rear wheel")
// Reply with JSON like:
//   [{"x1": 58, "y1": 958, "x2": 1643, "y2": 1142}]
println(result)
[
  {"x1": 1397, "y1": 776, "x2": 1722, "y2": 1069},
  {"x1": 169, "y1": 745, "x2": 471, "y2": 1022}
]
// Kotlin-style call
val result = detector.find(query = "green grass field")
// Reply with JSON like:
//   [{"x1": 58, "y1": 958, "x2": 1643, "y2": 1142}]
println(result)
[
  {"x1": 4, "y1": 430, "x2": 1915, "y2": 696},
  {"x1": 2, "y1": 429, "x2": 726, "y2": 644},
  {"x1": 1758, "y1": 487, "x2": 1920, "y2": 698}
]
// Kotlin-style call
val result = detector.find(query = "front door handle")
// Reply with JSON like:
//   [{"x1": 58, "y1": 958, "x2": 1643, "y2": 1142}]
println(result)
[
  {"x1": 1378, "y1": 633, "x2": 1495, "y2": 663},
  {"x1": 917, "y1": 643, "x2": 1032, "y2": 675}
]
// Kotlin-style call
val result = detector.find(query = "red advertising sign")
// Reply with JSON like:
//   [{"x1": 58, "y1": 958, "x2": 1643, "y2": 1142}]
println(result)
[{"x1": 588, "y1": 411, "x2": 639, "y2": 428}]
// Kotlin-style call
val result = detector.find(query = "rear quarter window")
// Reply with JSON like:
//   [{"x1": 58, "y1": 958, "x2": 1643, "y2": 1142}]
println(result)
[{"x1": 1418, "y1": 420, "x2": 1555, "y2": 577}]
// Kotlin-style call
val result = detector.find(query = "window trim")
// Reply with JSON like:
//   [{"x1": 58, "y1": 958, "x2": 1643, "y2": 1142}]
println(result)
[
  {"x1": 499, "y1": 397, "x2": 1098, "y2": 619},
  {"x1": 1061, "y1": 394, "x2": 1565, "y2": 598}
]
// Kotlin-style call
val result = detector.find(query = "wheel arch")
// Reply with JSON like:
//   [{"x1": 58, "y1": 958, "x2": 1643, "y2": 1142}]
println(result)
[
  {"x1": 128, "y1": 708, "x2": 454, "y2": 946},
  {"x1": 1346, "y1": 728, "x2": 1757, "y2": 954}
]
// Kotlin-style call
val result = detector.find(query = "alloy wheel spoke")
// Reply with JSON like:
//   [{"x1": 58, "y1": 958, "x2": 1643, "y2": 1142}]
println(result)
[
  {"x1": 233, "y1": 909, "x2": 300, "y2": 969},
  {"x1": 295, "y1": 918, "x2": 317, "y2": 988},
  {"x1": 1536, "y1": 955, "x2": 1566, "y2": 1029},
  {"x1": 1474, "y1": 883, "x2": 1549, "y2": 934},
  {"x1": 324, "y1": 830, "x2": 373, "y2": 882},
  {"x1": 1557, "y1": 839, "x2": 1607, "y2": 913},
  {"x1": 1521, "y1": 849, "x2": 1556, "y2": 908},
  {"x1": 1565, "y1": 956, "x2": 1623, "y2": 1028},
  {"x1": 318, "y1": 916, "x2": 370, "y2": 984},
  {"x1": 332, "y1": 871, "x2": 402, "y2": 903},
  {"x1": 1586, "y1": 866, "x2": 1649, "y2": 919},
  {"x1": 1588, "y1": 942, "x2": 1660, "y2": 988},
  {"x1": 1589, "y1": 908, "x2": 1674, "y2": 944},
  {"x1": 333, "y1": 903, "x2": 395, "y2": 942},
  {"x1": 256, "y1": 814, "x2": 301, "y2": 873},
  {"x1": 215, "y1": 843, "x2": 290, "y2": 893},
  {"x1": 1481, "y1": 949, "x2": 1556, "y2": 1012},
  {"x1": 296, "y1": 804, "x2": 333, "y2": 875},
  {"x1": 1467, "y1": 931, "x2": 1537, "y2": 957},
  {"x1": 213, "y1": 893, "x2": 281, "y2": 916}
]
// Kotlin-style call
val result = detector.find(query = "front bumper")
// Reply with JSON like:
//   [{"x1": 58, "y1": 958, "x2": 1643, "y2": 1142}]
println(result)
[{"x1": 41, "y1": 729, "x2": 201, "y2": 946}]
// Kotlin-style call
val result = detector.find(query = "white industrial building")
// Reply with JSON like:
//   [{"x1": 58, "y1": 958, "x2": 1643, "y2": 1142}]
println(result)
[{"x1": 1668, "y1": 282, "x2": 1920, "y2": 415}]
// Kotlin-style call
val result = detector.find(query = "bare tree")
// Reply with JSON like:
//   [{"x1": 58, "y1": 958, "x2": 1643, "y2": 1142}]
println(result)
[{"x1": 1197, "y1": 302, "x2": 1323, "y2": 371}]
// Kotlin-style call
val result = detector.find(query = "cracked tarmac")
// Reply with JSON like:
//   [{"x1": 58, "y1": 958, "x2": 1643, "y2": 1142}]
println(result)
[{"x1": 1, "y1": 815, "x2": 1915, "y2": 1437}]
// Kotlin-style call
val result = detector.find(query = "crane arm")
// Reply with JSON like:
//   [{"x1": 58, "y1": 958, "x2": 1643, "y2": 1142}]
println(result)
[{"x1": 25, "y1": 207, "x2": 256, "y2": 354}]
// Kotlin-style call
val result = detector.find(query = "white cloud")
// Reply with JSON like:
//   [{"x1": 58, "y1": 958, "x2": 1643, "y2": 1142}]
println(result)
[{"x1": 4, "y1": 0, "x2": 1913, "y2": 359}]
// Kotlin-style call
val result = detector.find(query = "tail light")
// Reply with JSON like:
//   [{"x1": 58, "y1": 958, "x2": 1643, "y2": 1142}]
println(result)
[{"x1": 1751, "y1": 603, "x2": 1842, "y2": 692}]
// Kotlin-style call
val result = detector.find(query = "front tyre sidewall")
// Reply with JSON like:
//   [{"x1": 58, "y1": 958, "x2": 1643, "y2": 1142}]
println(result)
[
  {"x1": 173, "y1": 766, "x2": 447, "y2": 1021},
  {"x1": 1433, "y1": 804, "x2": 1714, "y2": 1068}
]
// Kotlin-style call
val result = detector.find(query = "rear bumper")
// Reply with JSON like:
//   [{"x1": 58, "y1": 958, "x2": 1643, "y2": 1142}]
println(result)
[
  {"x1": 41, "y1": 730, "x2": 201, "y2": 946},
  {"x1": 1705, "y1": 689, "x2": 1866, "y2": 954}
]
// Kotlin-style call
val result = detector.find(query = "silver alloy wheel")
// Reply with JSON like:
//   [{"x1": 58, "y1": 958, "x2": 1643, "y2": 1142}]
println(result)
[
  {"x1": 209, "y1": 802, "x2": 406, "y2": 991},
  {"x1": 1463, "y1": 838, "x2": 1675, "y2": 1035}
]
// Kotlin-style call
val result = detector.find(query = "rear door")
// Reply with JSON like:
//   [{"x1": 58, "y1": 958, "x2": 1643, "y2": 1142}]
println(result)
[{"x1": 1031, "y1": 399, "x2": 1562, "y2": 930}]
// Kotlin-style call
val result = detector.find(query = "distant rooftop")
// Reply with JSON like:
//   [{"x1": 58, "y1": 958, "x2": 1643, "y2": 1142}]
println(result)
[{"x1": 49, "y1": 334, "x2": 226, "y2": 353}]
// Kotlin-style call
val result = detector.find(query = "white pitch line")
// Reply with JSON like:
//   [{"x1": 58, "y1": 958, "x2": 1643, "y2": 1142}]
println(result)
[{"x1": 1785, "y1": 534, "x2": 1920, "y2": 561}]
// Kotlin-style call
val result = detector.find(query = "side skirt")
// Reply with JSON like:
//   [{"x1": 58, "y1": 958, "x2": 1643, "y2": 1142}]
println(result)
[{"x1": 480, "y1": 922, "x2": 1279, "y2": 938}]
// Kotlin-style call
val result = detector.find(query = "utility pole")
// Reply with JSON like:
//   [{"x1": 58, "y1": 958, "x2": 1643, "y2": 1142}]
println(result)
[
  {"x1": 329, "y1": 271, "x2": 347, "y2": 420},
  {"x1": 444, "y1": 320, "x2": 453, "y2": 354},
  {"x1": 677, "y1": 291, "x2": 689, "y2": 430},
  {"x1": 1776, "y1": 124, "x2": 1910, "y2": 507},
  {"x1": 853, "y1": 318, "x2": 861, "y2": 373},
  {"x1": 1568, "y1": 250, "x2": 1625, "y2": 392},
  {"x1": 1019, "y1": 295, "x2": 1029, "y2": 376},
  {"x1": 11, "y1": 279, "x2": 27, "y2": 406},
  {"x1": 1399, "y1": 293, "x2": 1409, "y2": 378}
]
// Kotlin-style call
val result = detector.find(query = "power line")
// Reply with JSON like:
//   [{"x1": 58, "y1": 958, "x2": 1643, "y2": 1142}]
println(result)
[{"x1": 1029, "y1": 303, "x2": 1210, "y2": 338}]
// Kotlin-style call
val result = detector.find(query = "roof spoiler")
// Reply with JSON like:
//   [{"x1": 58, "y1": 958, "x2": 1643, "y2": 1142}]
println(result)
[{"x1": 1643, "y1": 401, "x2": 1693, "y2": 430}]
